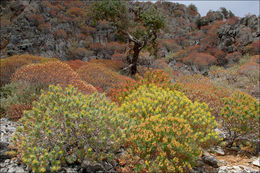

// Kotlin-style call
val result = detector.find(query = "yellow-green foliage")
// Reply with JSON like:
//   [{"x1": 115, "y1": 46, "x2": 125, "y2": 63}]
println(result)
[
  {"x1": 120, "y1": 84, "x2": 219, "y2": 172},
  {"x1": 220, "y1": 91, "x2": 260, "y2": 145},
  {"x1": 12, "y1": 85, "x2": 122, "y2": 173},
  {"x1": 125, "y1": 116, "x2": 201, "y2": 172}
]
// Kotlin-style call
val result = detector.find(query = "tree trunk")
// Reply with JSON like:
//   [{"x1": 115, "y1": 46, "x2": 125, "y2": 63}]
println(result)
[{"x1": 130, "y1": 42, "x2": 141, "y2": 75}]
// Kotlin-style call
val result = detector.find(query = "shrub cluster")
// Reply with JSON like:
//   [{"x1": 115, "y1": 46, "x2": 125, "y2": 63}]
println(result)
[
  {"x1": 12, "y1": 85, "x2": 123, "y2": 172},
  {"x1": 11, "y1": 61, "x2": 80, "y2": 88},
  {"x1": 66, "y1": 60, "x2": 87, "y2": 71},
  {"x1": 11, "y1": 61, "x2": 96, "y2": 94},
  {"x1": 108, "y1": 69, "x2": 174, "y2": 104},
  {"x1": 175, "y1": 74, "x2": 231, "y2": 117},
  {"x1": 208, "y1": 55, "x2": 259, "y2": 98},
  {"x1": 105, "y1": 42, "x2": 126, "y2": 54},
  {"x1": 88, "y1": 59, "x2": 126, "y2": 72},
  {"x1": 0, "y1": 54, "x2": 58, "y2": 86},
  {"x1": 182, "y1": 52, "x2": 217, "y2": 70},
  {"x1": 119, "y1": 84, "x2": 219, "y2": 172},
  {"x1": 77, "y1": 62, "x2": 132, "y2": 92},
  {"x1": 0, "y1": 81, "x2": 40, "y2": 120},
  {"x1": 220, "y1": 91, "x2": 260, "y2": 146}
]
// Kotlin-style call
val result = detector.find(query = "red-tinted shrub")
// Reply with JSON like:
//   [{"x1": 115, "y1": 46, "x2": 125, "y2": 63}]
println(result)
[
  {"x1": 159, "y1": 39, "x2": 181, "y2": 52},
  {"x1": 226, "y1": 16, "x2": 239, "y2": 25},
  {"x1": 182, "y1": 52, "x2": 217, "y2": 69},
  {"x1": 69, "y1": 48, "x2": 94, "y2": 60},
  {"x1": 67, "y1": 7, "x2": 85, "y2": 17},
  {"x1": 250, "y1": 55, "x2": 260, "y2": 64},
  {"x1": 105, "y1": 42, "x2": 126, "y2": 53},
  {"x1": 90, "y1": 43, "x2": 104, "y2": 52},
  {"x1": 175, "y1": 74, "x2": 231, "y2": 117},
  {"x1": 54, "y1": 29, "x2": 68, "y2": 39},
  {"x1": 30, "y1": 14, "x2": 44, "y2": 26},
  {"x1": 38, "y1": 23, "x2": 51, "y2": 33},
  {"x1": 108, "y1": 69, "x2": 174, "y2": 104},
  {"x1": 69, "y1": 79, "x2": 97, "y2": 94},
  {"x1": 7, "y1": 104, "x2": 32, "y2": 121},
  {"x1": 239, "y1": 62, "x2": 260, "y2": 75},
  {"x1": 88, "y1": 59, "x2": 126, "y2": 72},
  {"x1": 111, "y1": 52, "x2": 126, "y2": 61},
  {"x1": 11, "y1": 61, "x2": 81, "y2": 89},
  {"x1": 77, "y1": 33, "x2": 87, "y2": 40},
  {"x1": 0, "y1": 54, "x2": 57, "y2": 86},
  {"x1": 252, "y1": 39, "x2": 260, "y2": 54},
  {"x1": 225, "y1": 52, "x2": 242, "y2": 64},
  {"x1": 77, "y1": 63, "x2": 133, "y2": 92},
  {"x1": 80, "y1": 24, "x2": 96, "y2": 35},
  {"x1": 66, "y1": 60, "x2": 87, "y2": 70}
]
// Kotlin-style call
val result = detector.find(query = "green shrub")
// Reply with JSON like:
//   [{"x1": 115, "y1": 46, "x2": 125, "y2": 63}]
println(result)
[
  {"x1": 0, "y1": 81, "x2": 41, "y2": 119},
  {"x1": 220, "y1": 91, "x2": 260, "y2": 147},
  {"x1": 119, "y1": 84, "x2": 219, "y2": 172},
  {"x1": 12, "y1": 85, "x2": 123, "y2": 172}
]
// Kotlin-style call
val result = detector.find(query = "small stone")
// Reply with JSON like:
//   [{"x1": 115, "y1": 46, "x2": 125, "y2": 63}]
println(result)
[
  {"x1": 65, "y1": 167, "x2": 77, "y2": 173},
  {"x1": 202, "y1": 155, "x2": 219, "y2": 168},
  {"x1": 102, "y1": 161, "x2": 113, "y2": 171},
  {"x1": 252, "y1": 157, "x2": 260, "y2": 167},
  {"x1": 214, "y1": 146, "x2": 225, "y2": 156},
  {"x1": 0, "y1": 168, "x2": 9, "y2": 173},
  {"x1": 81, "y1": 160, "x2": 105, "y2": 172},
  {"x1": 5, "y1": 159, "x2": 11, "y2": 164},
  {"x1": 14, "y1": 166, "x2": 25, "y2": 173}
]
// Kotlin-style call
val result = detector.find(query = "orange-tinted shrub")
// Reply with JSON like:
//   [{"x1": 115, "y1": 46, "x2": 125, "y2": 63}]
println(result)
[
  {"x1": 69, "y1": 48, "x2": 93, "y2": 60},
  {"x1": 7, "y1": 104, "x2": 32, "y2": 121},
  {"x1": 182, "y1": 52, "x2": 217, "y2": 69},
  {"x1": 206, "y1": 48, "x2": 226, "y2": 60},
  {"x1": 225, "y1": 51, "x2": 242, "y2": 64},
  {"x1": 54, "y1": 29, "x2": 68, "y2": 39},
  {"x1": 151, "y1": 59, "x2": 177, "y2": 78},
  {"x1": 57, "y1": 14, "x2": 73, "y2": 22},
  {"x1": 1, "y1": 58, "x2": 30, "y2": 86},
  {"x1": 159, "y1": 39, "x2": 181, "y2": 52},
  {"x1": 30, "y1": 14, "x2": 44, "y2": 26},
  {"x1": 64, "y1": 0, "x2": 84, "y2": 8},
  {"x1": 200, "y1": 21, "x2": 224, "y2": 50},
  {"x1": 90, "y1": 43, "x2": 104, "y2": 52},
  {"x1": 69, "y1": 79, "x2": 97, "y2": 95},
  {"x1": 226, "y1": 16, "x2": 239, "y2": 25},
  {"x1": 105, "y1": 42, "x2": 126, "y2": 53},
  {"x1": 108, "y1": 69, "x2": 174, "y2": 104},
  {"x1": 11, "y1": 61, "x2": 81, "y2": 89},
  {"x1": 38, "y1": 23, "x2": 51, "y2": 32},
  {"x1": 88, "y1": 59, "x2": 126, "y2": 72},
  {"x1": 67, "y1": 7, "x2": 85, "y2": 17},
  {"x1": 77, "y1": 63, "x2": 133, "y2": 92},
  {"x1": 80, "y1": 24, "x2": 96, "y2": 35},
  {"x1": 252, "y1": 39, "x2": 260, "y2": 54},
  {"x1": 250, "y1": 55, "x2": 260, "y2": 64},
  {"x1": 0, "y1": 54, "x2": 58, "y2": 86},
  {"x1": 44, "y1": 1, "x2": 64, "y2": 16},
  {"x1": 111, "y1": 52, "x2": 126, "y2": 61},
  {"x1": 239, "y1": 61, "x2": 260, "y2": 76},
  {"x1": 175, "y1": 74, "x2": 231, "y2": 117},
  {"x1": 66, "y1": 60, "x2": 87, "y2": 70},
  {"x1": 77, "y1": 33, "x2": 87, "y2": 40}
]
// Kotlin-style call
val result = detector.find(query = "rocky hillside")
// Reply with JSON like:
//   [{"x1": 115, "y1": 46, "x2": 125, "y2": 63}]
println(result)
[{"x1": 1, "y1": 0, "x2": 258, "y2": 62}]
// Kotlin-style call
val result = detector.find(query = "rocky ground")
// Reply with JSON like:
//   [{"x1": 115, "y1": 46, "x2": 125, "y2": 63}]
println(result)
[{"x1": 1, "y1": 117, "x2": 259, "y2": 173}]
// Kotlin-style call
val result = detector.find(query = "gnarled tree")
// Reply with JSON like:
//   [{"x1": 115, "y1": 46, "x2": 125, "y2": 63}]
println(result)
[{"x1": 90, "y1": 0, "x2": 165, "y2": 75}]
